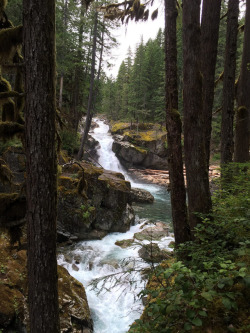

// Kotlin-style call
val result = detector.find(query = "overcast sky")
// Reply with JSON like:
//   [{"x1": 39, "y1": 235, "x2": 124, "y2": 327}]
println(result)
[{"x1": 105, "y1": 0, "x2": 165, "y2": 78}]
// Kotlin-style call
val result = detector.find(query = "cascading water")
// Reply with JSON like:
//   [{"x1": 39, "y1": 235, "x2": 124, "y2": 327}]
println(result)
[{"x1": 58, "y1": 118, "x2": 173, "y2": 333}]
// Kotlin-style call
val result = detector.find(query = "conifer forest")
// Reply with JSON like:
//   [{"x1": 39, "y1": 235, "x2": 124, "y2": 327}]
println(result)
[{"x1": 0, "y1": 0, "x2": 249, "y2": 332}]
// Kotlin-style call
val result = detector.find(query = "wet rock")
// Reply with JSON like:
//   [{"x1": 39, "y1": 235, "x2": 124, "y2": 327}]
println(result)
[
  {"x1": 115, "y1": 239, "x2": 135, "y2": 248},
  {"x1": 72, "y1": 263, "x2": 79, "y2": 271},
  {"x1": 99, "y1": 259, "x2": 119, "y2": 269},
  {"x1": 130, "y1": 187, "x2": 154, "y2": 204},
  {"x1": 138, "y1": 243, "x2": 171, "y2": 263},
  {"x1": 57, "y1": 230, "x2": 71, "y2": 243},
  {"x1": 134, "y1": 222, "x2": 169, "y2": 241},
  {"x1": 0, "y1": 234, "x2": 93, "y2": 332}
]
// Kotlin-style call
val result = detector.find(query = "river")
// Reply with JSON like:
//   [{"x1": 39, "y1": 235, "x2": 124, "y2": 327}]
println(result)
[{"x1": 58, "y1": 118, "x2": 173, "y2": 333}]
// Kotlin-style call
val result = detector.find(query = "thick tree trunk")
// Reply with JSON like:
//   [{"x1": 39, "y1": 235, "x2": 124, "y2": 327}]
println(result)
[
  {"x1": 165, "y1": 0, "x2": 189, "y2": 245},
  {"x1": 183, "y1": 0, "x2": 211, "y2": 239},
  {"x1": 78, "y1": 11, "x2": 98, "y2": 160},
  {"x1": 23, "y1": 0, "x2": 60, "y2": 332},
  {"x1": 221, "y1": 0, "x2": 239, "y2": 164},
  {"x1": 234, "y1": 0, "x2": 250, "y2": 162},
  {"x1": 201, "y1": 0, "x2": 221, "y2": 168}
]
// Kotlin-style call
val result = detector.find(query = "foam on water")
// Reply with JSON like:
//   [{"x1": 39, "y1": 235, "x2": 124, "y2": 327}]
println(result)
[{"x1": 58, "y1": 222, "x2": 173, "y2": 333}]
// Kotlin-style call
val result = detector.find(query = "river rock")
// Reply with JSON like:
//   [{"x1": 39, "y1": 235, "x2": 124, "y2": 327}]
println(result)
[
  {"x1": 0, "y1": 232, "x2": 93, "y2": 332},
  {"x1": 138, "y1": 243, "x2": 171, "y2": 263},
  {"x1": 115, "y1": 238, "x2": 135, "y2": 248},
  {"x1": 111, "y1": 123, "x2": 168, "y2": 170},
  {"x1": 58, "y1": 161, "x2": 135, "y2": 240},
  {"x1": 134, "y1": 222, "x2": 169, "y2": 241},
  {"x1": 130, "y1": 187, "x2": 154, "y2": 203}
]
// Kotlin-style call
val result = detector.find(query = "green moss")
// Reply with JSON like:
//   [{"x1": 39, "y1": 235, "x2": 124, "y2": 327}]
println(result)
[
  {"x1": 110, "y1": 122, "x2": 130, "y2": 134},
  {"x1": 0, "y1": 121, "x2": 24, "y2": 140},
  {"x1": 0, "y1": 0, "x2": 8, "y2": 11},
  {"x1": 2, "y1": 99, "x2": 15, "y2": 121},
  {"x1": 0, "y1": 157, "x2": 12, "y2": 184},
  {"x1": 58, "y1": 175, "x2": 78, "y2": 190},
  {"x1": 123, "y1": 129, "x2": 166, "y2": 143},
  {"x1": 0, "y1": 26, "x2": 23, "y2": 62},
  {"x1": 0, "y1": 75, "x2": 11, "y2": 93}
]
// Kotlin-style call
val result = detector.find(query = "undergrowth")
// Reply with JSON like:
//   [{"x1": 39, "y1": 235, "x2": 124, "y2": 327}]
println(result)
[{"x1": 129, "y1": 163, "x2": 250, "y2": 333}]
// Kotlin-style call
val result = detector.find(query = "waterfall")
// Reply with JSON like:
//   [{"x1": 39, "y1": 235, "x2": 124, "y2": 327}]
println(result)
[{"x1": 59, "y1": 118, "x2": 173, "y2": 333}]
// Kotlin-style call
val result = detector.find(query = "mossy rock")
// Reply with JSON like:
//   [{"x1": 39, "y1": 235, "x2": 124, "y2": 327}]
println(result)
[
  {"x1": 124, "y1": 129, "x2": 166, "y2": 143},
  {"x1": 58, "y1": 175, "x2": 78, "y2": 190},
  {"x1": 138, "y1": 243, "x2": 172, "y2": 263},
  {"x1": 110, "y1": 122, "x2": 130, "y2": 134},
  {"x1": 0, "y1": 232, "x2": 93, "y2": 332},
  {"x1": 115, "y1": 238, "x2": 135, "y2": 248},
  {"x1": 58, "y1": 265, "x2": 93, "y2": 332}
]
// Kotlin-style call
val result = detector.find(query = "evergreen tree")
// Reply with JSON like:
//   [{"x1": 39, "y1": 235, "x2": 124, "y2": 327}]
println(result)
[
  {"x1": 165, "y1": 0, "x2": 189, "y2": 246},
  {"x1": 182, "y1": 0, "x2": 211, "y2": 239},
  {"x1": 221, "y1": 0, "x2": 239, "y2": 164},
  {"x1": 234, "y1": 0, "x2": 250, "y2": 162},
  {"x1": 23, "y1": 0, "x2": 60, "y2": 331}
]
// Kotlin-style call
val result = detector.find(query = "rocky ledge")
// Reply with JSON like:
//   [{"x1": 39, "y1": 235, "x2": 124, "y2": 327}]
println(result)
[
  {"x1": 57, "y1": 160, "x2": 135, "y2": 242},
  {"x1": 110, "y1": 122, "x2": 168, "y2": 170}
]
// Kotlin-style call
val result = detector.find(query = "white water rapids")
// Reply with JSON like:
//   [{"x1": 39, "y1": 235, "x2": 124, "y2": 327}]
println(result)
[{"x1": 58, "y1": 118, "x2": 173, "y2": 333}]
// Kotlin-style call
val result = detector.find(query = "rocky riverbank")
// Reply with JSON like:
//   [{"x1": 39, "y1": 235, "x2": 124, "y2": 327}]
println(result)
[
  {"x1": 0, "y1": 230, "x2": 93, "y2": 332},
  {"x1": 128, "y1": 165, "x2": 221, "y2": 187}
]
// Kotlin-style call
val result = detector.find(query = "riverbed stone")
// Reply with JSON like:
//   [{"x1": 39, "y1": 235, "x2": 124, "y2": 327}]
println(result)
[
  {"x1": 134, "y1": 222, "x2": 170, "y2": 241},
  {"x1": 130, "y1": 187, "x2": 154, "y2": 203},
  {"x1": 138, "y1": 243, "x2": 172, "y2": 263},
  {"x1": 115, "y1": 238, "x2": 135, "y2": 248}
]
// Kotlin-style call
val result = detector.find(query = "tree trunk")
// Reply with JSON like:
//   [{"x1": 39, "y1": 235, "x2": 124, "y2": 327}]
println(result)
[
  {"x1": 59, "y1": 73, "x2": 63, "y2": 109},
  {"x1": 220, "y1": 0, "x2": 239, "y2": 164},
  {"x1": 23, "y1": 0, "x2": 60, "y2": 332},
  {"x1": 234, "y1": 0, "x2": 250, "y2": 162},
  {"x1": 165, "y1": 0, "x2": 189, "y2": 245},
  {"x1": 183, "y1": 0, "x2": 211, "y2": 239},
  {"x1": 78, "y1": 10, "x2": 98, "y2": 160},
  {"x1": 71, "y1": 0, "x2": 85, "y2": 132},
  {"x1": 201, "y1": 0, "x2": 221, "y2": 168}
]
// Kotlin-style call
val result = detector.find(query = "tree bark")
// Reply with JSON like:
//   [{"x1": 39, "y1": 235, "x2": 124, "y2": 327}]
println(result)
[
  {"x1": 71, "y1": 0, "x2": 85, "y2": 132},
  {"x1": 59, "y1": 73, "x2": 63, "y2": 109},
  {"x1": 201, "y1": 0, "x2": 221, "y2": 168},
  {"x1": 78, "y1": 10, "x2": 98, "y2": 160},
  {"x1": 183, "y1": 0, "x2": 211, "y2": 239},
  {"x1": 234, "y1": 0, "x2": 250, "y2": 162},
  {"x1": 23, "y1": 0, "x2": 60, "y2": 331},
  {"x1": 165, "y1": 0, "x2": 189, "y2": 245},
  {"x1": 220, "y1": 0, "x2": 239, "y2": 164}
]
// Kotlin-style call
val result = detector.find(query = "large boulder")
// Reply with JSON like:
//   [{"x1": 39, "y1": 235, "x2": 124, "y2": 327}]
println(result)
[
  {"x1": 0, "y1": 233, "x2": 93, "y2": 333},
  {"x1": 57, "y1": 161, "x2": 135, "y2": 240},
  {"x1": 130, "y1": 187, "x2": 154, "y2": 203},
  {"x1": 138, "y1": 243, "x2": 171, "y2": 263},
  {"x1": 134, "y1": 222, "x2": 170, "y2": 241},
  {"x1": 111, "y1": 124, "x2": 168, "y2": 170}
]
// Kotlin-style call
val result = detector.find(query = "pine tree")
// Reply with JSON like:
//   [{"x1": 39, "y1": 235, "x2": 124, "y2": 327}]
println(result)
[{"x1": 23, "y1": 0, "x2": 60, "y2": 331}]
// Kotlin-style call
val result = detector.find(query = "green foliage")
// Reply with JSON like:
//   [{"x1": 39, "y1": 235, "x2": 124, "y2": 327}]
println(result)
[
  {"x1": 130, "y1": 163, "x2": 250, "y2": 333},
  {"x1": 100, "y1": 29, "x2": 165, "y2": 123},
  {"x1": 60, "y1": 129, "x2": 80, "y2": 155}
]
